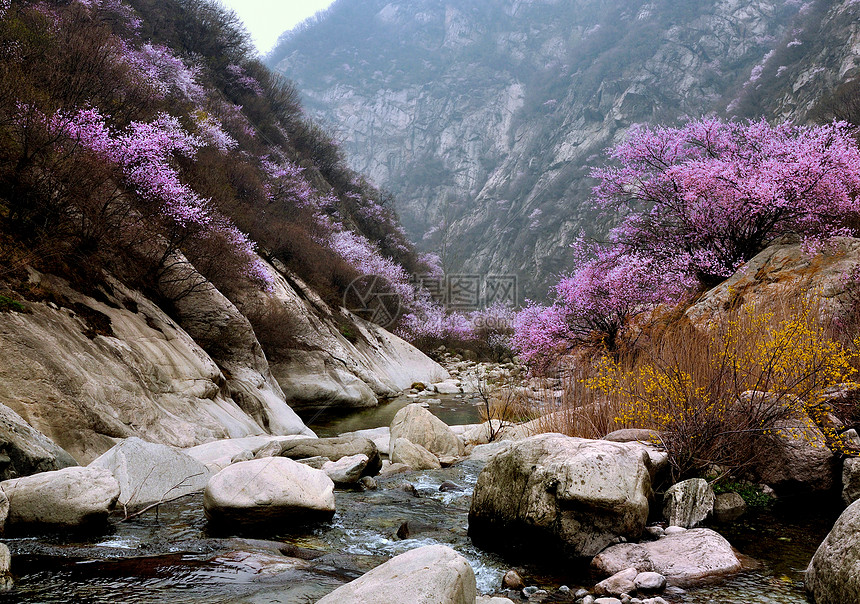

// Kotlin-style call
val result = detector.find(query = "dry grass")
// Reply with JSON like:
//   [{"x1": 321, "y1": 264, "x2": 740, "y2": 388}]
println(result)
[{"x1": 504, "y1": 292, "x2": 858, "y2": 481}]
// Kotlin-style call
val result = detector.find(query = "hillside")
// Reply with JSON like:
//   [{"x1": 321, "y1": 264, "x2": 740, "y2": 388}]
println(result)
[
  {"x1": 268, "y1": 0, "x2": 855, "y2": 298},
  {"x1": 0, "y1": 0, "x2": 448, "y2": 466}
]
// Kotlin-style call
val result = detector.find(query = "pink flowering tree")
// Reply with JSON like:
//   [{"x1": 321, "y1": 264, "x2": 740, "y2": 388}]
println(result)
[{"x1": 593, "y1": 117, "x2": 860, "y2": 284}]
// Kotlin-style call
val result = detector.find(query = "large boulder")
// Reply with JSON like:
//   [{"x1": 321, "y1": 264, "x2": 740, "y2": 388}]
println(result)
[
  {"x1": 89, "y1": 437, "x2": 211, "y2": 510},
  {"x1": 592, "y1": 528, "x2": 742, "y2": 587},
  {"x1": 389, "y1": 404, "x2": 463, "y2": 458},
  {"x1": 751, "y1": 418, "x2": 836, "y2": 493},
  {"x1": 390, "y1": 438, "x2": 441, "y2": 470},
  {"x1": 468, "y1": 434, "x2": 652, "y2": 559},
  {"x1": 0, "y1": 403, "x2": 77, "y2": 480},
  {"x1": 663, "y1": 479, "x2": 714, "y2": 529},
  {"x1": 183, "y1": 435, "x2": 309, "y2": 472},
  {"x1": 0, "y1": 466, "x2": 120, "y2": 530},
  {"x1": 806, "y1": 498, "x2": 860, "y2": 603},
  {"x1": 316, "y1": 544, "x2": 476, "y2": 604},
  {"x1": 842, "y1": 458, "x2": 860, "y2": 506},
  {"x1": 256, "y1": 436, "x2": 381, "y2": 476},
  {"x1": 203, "y1": 457, "x2": 335, "y2": 526},
  {"x1": 322, "y1": 454, "x2": 369, "y2": 484}
]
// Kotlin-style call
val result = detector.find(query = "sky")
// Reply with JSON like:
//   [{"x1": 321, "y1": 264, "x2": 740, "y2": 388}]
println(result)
[{"x1": 219, "y1": 0, "x2": 337, "y2": 55}]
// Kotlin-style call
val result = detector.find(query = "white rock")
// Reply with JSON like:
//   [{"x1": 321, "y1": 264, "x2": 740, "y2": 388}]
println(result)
[
  {"x1": 89, "y1": 437, "x2": 211, "y2": 510},
  {"x1": 389, "y1": 404, "x2": 463, "y2": 458},
  {"x1": 806, "y1": 497, "x2": 860, "y2": 603},
  {"x1": 592, "y1": 528, "x2": 742, "y2": 587},
  {"x1": 203, "y1": 457, "x2": 334, "y2": 526},
  {"x1": 390, "y1": 438, "x2": 441, "y2": 470},
  {"x1": 842, "y1": 457, "x2": 860, "y2": 506},
  {"x1": 323, "y1": 454, "x2": 369, "y2": 484},
  {"x1": 184, "y1": 435, "x2": 309, "y2": 472},
  {"x1": 469, "y1": 434, "x2": 652, "y2": 558},
  {"x1": 1, "y1": 467, "x2": 120, "y2": 529},
  {"x1": 340, "y1": 427, "x2": 391, "y2": 456},
  {"x1": 316, "y1": 544, "x2": 476, "y2": 604},
  {"x1": 663, "y1": 478, "x2": 714, "y2": 529}
]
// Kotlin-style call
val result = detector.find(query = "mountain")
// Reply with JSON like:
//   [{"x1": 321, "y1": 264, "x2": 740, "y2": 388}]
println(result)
[{"x1": 268, "y1": 0, "x2": 856, "y2": 299}]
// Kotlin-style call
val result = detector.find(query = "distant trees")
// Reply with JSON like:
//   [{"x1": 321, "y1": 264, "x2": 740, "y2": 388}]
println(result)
[{"x1": 514, "y1": 116, "x2": 860, "y2": 369}]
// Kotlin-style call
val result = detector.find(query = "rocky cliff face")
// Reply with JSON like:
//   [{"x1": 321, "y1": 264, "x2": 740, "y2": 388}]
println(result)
[
  {"x1": 269, "y1": 0, "x2": 839, "y2": 297},
  {"x1": 0, "y1": 256, "x2": 446, "y2": 466}
]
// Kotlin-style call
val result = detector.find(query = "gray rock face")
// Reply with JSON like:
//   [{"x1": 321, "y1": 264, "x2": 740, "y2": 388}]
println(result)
[
  {"x1": 389, "y1": 403, "x2": 463, "y2": 458},
  {"x1": 272, "y1": 0, "x2": 800, "y2": 297},
  {"x1": 203, "y1": 457, "x2": 335, "y2": 526},
  {"x1": 469, "y1": 434, "x2": 652, "y2": 558},
  {"x1": 89, "y1": 437, "x2": 211, "y2": 510},
  {"x1": 806, "y1": 498, "x2": 860, "y2": 604},
  {"x1": 713, "y1": 492, "x2": 747, "y2": 523},
  {"x1": 0, "y1": 467, "x2": 120, "y2": 530},
  {"x1": 260, "y1": 436, "x2": 382, "y2": 476},
  {"x1": 663, "y1": 479, "x2": 714, "y2": 529},
  {"x1": 390, "y1": 438, "x2": 441, "y2": 470},
  {"x1": 752, "y1": 418, "x2": 836, "y2": 493},
  {"x1": 0, "y1": 403, "x2": 77, "y2": 481},
  {"x1": 591, "y1": 528, "x2": 742, "y2": 587},
  {"x1": 842, "y1": 458, "x2": 860, "y2": 506},
  {"x1": 316, "y1": 544, "x2": 476, "y2": 604}
]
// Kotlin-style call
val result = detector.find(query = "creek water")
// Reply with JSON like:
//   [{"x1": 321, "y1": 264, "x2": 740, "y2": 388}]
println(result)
[{"x1": 0, "y1": 396, "x2": 838, "y2": 603}]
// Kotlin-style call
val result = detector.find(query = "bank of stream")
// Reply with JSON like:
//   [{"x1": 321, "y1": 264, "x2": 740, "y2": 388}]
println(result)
[{"x1": 0, "y1": 395, "x2": 839, "y2": 603}]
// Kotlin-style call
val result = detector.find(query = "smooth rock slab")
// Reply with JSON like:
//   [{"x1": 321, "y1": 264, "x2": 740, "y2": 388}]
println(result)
[
  {"x1": 390, "y1": 403, "x2": 463, "y2": 458},
  {"x1": 806, "y1": 497, "x2": 860, "y2": 603},
  {"x1": 316, "y1": 544, "x2": 476, "y2": 604},
  {"x1": 663, "y1": 478, "x2": 714, "y2": 529},
  {"x1": 203, "y1": 457, "x2": 334, "y2": 526},
  {"x1": 591, "y1": 528, "x2": 742, "y2": 587},
  {"x1": 258, "y1": 436, "x2": 381, "y2": 476},
  {"x1": 89, "y1": 437, "x2": 211, "y2": 510},
  {"x1": 469, "y1": 434, "x2": 652, "y2": 559},
  {"x1": 0, "y1": 467, "x2": 119, "y2": 530}
]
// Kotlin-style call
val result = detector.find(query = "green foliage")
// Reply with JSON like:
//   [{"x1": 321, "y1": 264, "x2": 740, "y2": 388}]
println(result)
[
  {"x1": 0, "y1": 294, "x2": 26, "y2": 313},
  {"x1": 712, "y1": 480, "x2": 774, "y2": 509}
]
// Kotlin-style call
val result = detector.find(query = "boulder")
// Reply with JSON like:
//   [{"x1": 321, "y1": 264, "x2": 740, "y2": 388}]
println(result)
[
  {"x1": 316, "y1": 544, "x2": 476, "y2": 604},
  {"x1": 469, "y1": 441, "x2": 511, "y2": 463},
  {"x1": 0, "y1": 403, "x2": 77, "y2": 480},
  {"x1": 634, "y1": 571, "x2": 667, "y2": 593},
  {"x1": 603, "y1": 429, "x2": 661, "y2": 443},
  {"x1": 203, "y1": 457, "x2": 335, "y2": 526},
  {"x1": 258, "y1": 436, "x2": 382, "y2": 476},
  {"x1": 0, "y1": 467, "x2": 119, "y2": 530},
  {"x1": 591, "y1": 528, "x2": 742, "y2": 587},
  {"x1": 339, "y1": 427, "x2": 390, "y2": 456},
  {"x1": 89, "y1": 437, "x2": 211, "y2": 510},
  {"x1": 433, "y1": 380, "x2": 462, "y2": 395},
  {"x1": 184, "y1": 435, "x2": 309, "y2": 473},
  {"x1": 752, "y1": 419, "x2": 836, "y2": 493},
  {"x1": 322, "y1": 454, "x2": 369, "y2": 484},
  {"x1": 390, "y1": 438, "x2": 441, "y2": 470},
  {"x1": 806, "y1": 497, "x2": 860, "y2": 603},
  {"x1": 0, "y1": 491, "x2": 7, "y2": 534},
  {"x1": 594, "y1": 567, "x2": 637, "y2": 597},
  {"x1": 0, "y1": 542, "x2": 10, "y2": 590},
  {"x1": 713, "y1": 492, "x2": 747, "y2": 523},
  {"x1": 389, "y1": 404, "x2": 463, "y2": 458},
  {"x1": 461, "y1": 420, "x2": 505, "y2": 446},
  {"x1": 469, "y1": 434, "x2": 652, "y2": 559},
  {"x1": 663, "y1": 479, "x2": 714, "y2": 528},
  {"x1": 842, "y1": 458, "x2": 860, "y2": 506}
]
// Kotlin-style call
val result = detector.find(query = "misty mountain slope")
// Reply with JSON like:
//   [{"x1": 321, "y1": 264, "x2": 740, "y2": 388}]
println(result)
[{"x1": 269, "y1": 0, "x2": 803, "y2": 298}]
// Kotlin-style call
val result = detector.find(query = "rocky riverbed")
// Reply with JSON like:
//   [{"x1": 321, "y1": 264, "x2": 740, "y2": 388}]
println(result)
[{"x1": 0, "y1": 374, "x2": 852, "y2": 604}]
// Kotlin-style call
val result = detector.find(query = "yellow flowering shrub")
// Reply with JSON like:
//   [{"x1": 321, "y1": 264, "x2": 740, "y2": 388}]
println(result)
[{"x1": 583, "y1": 297, "x2": 858, "y2": 479}]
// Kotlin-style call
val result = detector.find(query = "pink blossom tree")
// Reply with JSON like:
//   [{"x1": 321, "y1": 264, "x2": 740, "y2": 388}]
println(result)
[{"x1": 593, "y1": 117, "x2": 860, "y2": 284}]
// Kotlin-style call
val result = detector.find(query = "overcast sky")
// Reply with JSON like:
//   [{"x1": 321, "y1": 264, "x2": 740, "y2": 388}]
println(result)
[{"x1": 219, "y1": 0, "x2": 337, "y2": 55}]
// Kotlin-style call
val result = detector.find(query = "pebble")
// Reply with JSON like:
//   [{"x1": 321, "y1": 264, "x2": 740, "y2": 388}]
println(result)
[
  {"x1": 558, "y1": 585, "x2": 571, "y2": 594},
  {"x1": 634, "y1": 571, "x2": 666, "y2": 593},
  {"x1": 523, "y1": 586, "x2": 539, "y2": 596},
  {"x1": 594, "y1": 598, "x2": 622, "y2": 604},
  {"x1": 663, "y1": 525, "x2": 687, "y2": 535},
  {"x1": 359, "y1": 476, "x2": 377, "y2": 490},
  {"x1": 575, "y1": 589, "x2": 590, "y2": 598}
]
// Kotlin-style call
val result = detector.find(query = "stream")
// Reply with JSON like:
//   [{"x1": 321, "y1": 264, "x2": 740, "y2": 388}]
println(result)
[{"x1": 0, "y1": 395, "x2": 839, "y2": 603}]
